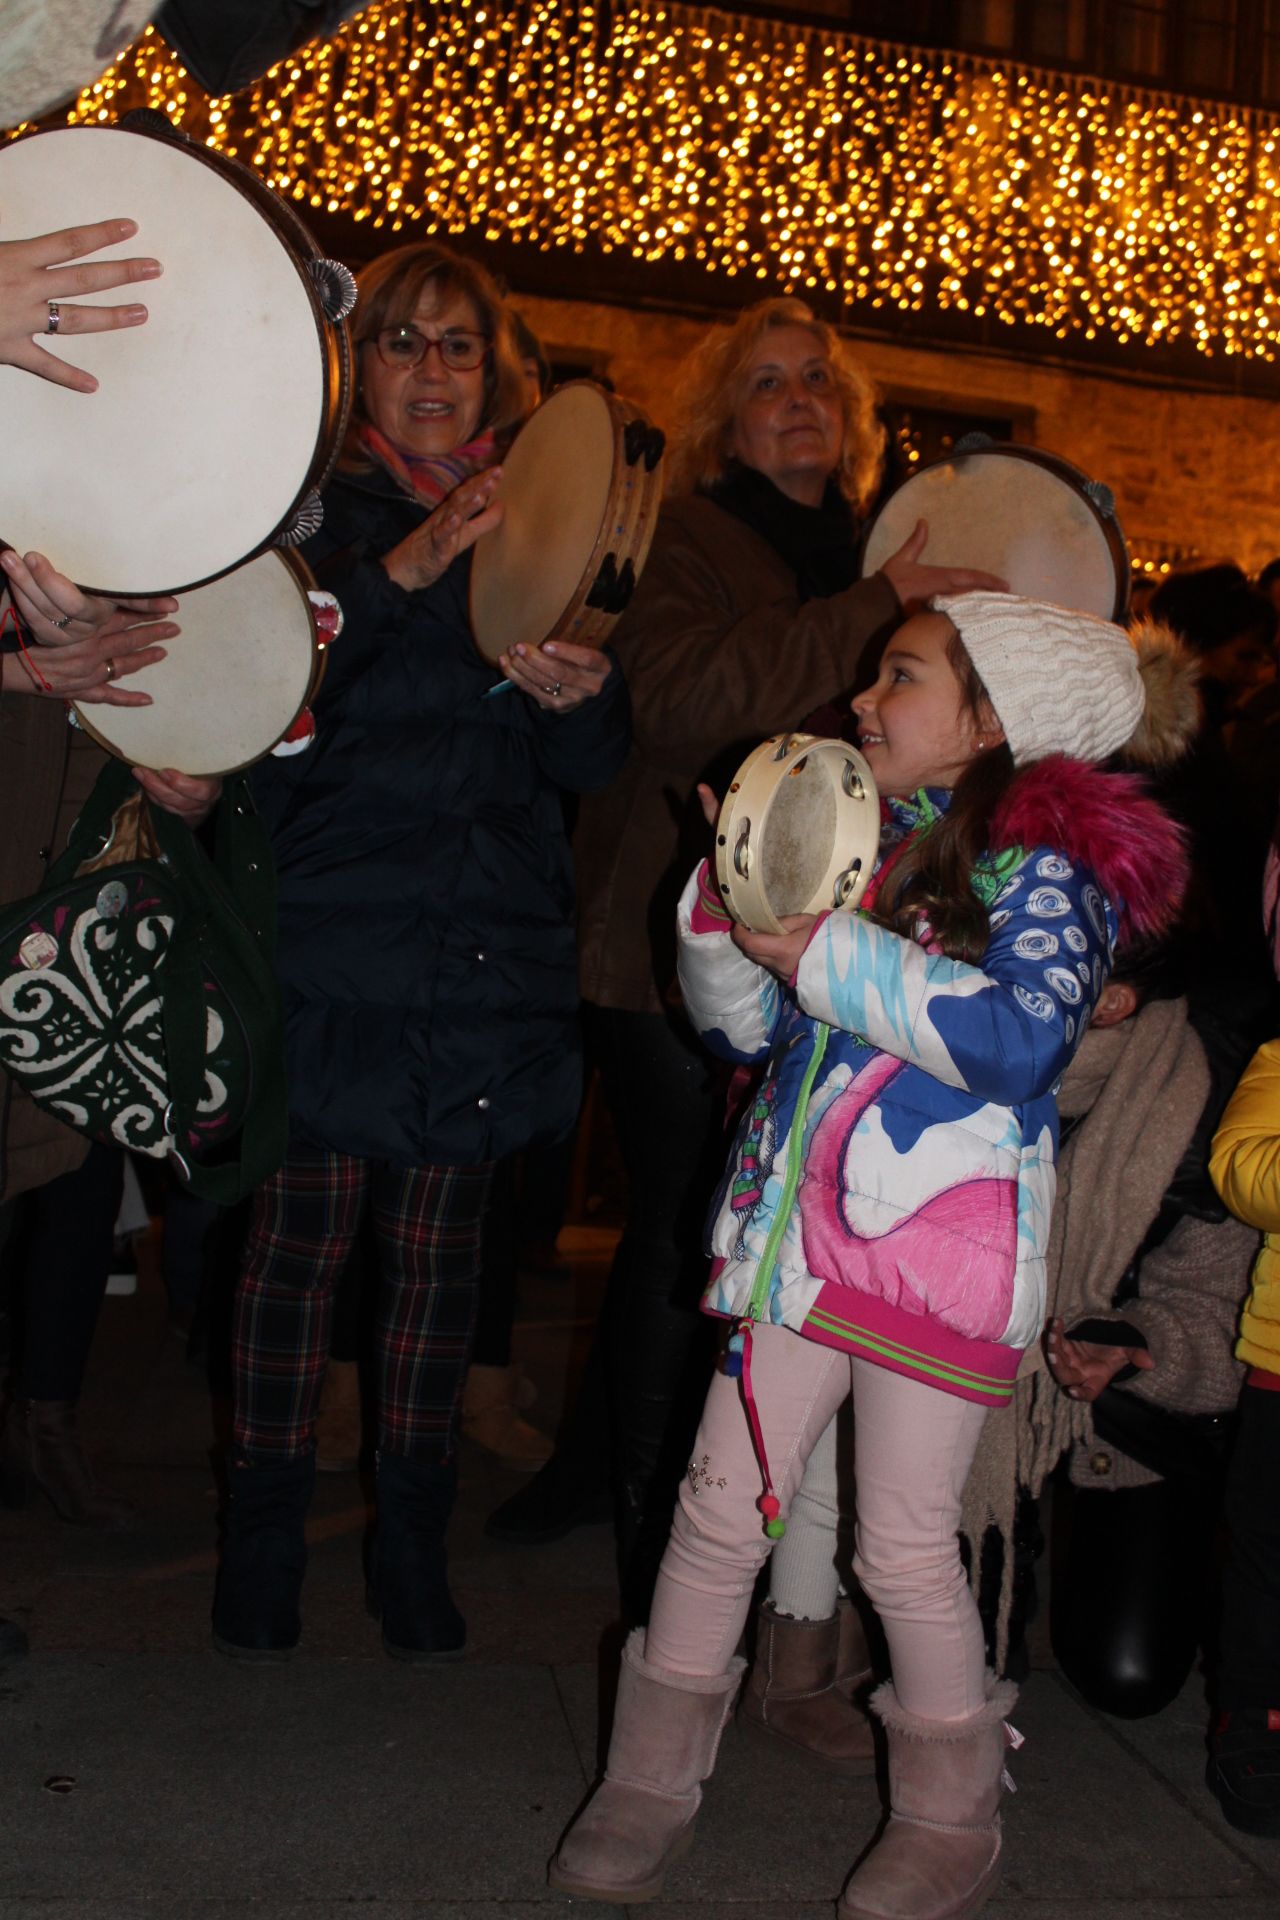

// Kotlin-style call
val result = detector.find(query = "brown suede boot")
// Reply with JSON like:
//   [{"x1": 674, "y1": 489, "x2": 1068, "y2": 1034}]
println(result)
[
  {"x1": 838, "y1": 1674, "x2": 1019, "y2": 1920},
  {"x1": 548, "y1": 1628, "x2": 746, "y2": 1904},
  {"x1": 314, "y1": 1360, "x2": 362, "y2": 1474},
  {"x1": 461, "y1": 1363, "x2": 553, "y2": 1471},
  {"x1": 1, "y1": 1399, "x2": 135, "y2": 1529},
  {"x1": 740, "y1": 1597, "x2": 877, "y2": 1776}
]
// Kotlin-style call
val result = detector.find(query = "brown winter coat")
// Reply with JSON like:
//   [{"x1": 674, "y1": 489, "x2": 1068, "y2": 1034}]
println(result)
[
  {"x1": 573, "y1": 494, "x2": 899, "y2": 1014},
  {"x1": 0, "y1": 687, "x2": 107, "y2": 1203}
]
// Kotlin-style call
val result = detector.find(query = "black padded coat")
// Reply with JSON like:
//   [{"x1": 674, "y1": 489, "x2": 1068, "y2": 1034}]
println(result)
[{"x1": 250, "y1": 463, "x2": 631, "y2": 1167}]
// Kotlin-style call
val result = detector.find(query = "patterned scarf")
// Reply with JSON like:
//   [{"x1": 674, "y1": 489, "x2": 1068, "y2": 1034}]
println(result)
[{"x1": 357, "y1": 422, "x2": 499, "y2": 508}]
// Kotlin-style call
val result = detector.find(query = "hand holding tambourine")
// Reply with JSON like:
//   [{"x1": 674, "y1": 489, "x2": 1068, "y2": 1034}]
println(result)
[{"x1": 698, "y1": 778, "x2": 822, "y2": 980}]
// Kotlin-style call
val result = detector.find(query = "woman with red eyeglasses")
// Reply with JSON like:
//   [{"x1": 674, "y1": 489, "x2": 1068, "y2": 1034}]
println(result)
[{"x1": 211, "y1": 242, "x2": 630, "y2": 1663}]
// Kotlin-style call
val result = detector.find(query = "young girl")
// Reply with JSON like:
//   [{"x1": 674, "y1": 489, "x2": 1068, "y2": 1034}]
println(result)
[{"x1": 550, "y1": 592, "x2": 1195, "y2": 1917}]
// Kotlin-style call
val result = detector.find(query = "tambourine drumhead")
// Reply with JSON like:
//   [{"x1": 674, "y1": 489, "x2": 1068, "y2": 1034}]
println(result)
[
  {"x1": 0, "y1": 125, "x2": 342, "y2": 595},
  {"x1": 74, "y1": 548, "x2": 321, "y2": 776},
  {"x1": 469, "y1": 381, "x2": 663, "y2": 665},
  {"x1": 861, "y1": 444, "x2": 1129, "y2": 622},
  {"x1": 715, "y1": 735, "x2": 880, "y2": 937}
]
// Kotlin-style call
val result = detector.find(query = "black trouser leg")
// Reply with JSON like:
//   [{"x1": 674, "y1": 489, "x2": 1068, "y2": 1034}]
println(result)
[
  {"x1": 11, "y1": 1144, "x2": 124, "y2": 1402},
  {"x1": 1217, "y1": 1382, "x2": 1280, "y2": 1709},
  {"x1": 1051, "y1": 1472, "x2": 1217, "y2": 1718},
  {"x1": 471, "y1": 1159, "x2": 519, "y2": 1369},
  {"x1": 588, "y1": 1005, "x2": 724, "y2": 1622}
]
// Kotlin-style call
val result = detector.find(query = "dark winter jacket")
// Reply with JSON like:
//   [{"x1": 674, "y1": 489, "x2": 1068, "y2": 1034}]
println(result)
[{"x1": 250, "y1": 464, "x2": 632, "y2": 1167}]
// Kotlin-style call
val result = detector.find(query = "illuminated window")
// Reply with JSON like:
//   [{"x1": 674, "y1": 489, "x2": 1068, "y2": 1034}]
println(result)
[
  {"x1": 1026, "y1": 0, "x2": 1089, "y2": 63},
  {"x1": 1109, "y1": 0, "x2": 1170, "y2": 76},
  {"x1": 1182, "y1": 0, "x2": 1238, "y2": 91},
  {"x1": 957, "y1": 0, "x2": 1016, "y2": 47},
  {"x1": 878, "y1": 403, "x2": 1020, "y2": 489}
]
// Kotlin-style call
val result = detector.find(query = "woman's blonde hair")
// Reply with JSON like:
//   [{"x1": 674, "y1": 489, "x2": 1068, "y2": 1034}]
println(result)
[
  {"x1": 343, "y1": 241, "x2": 528, "y2": 463},
  {"x1": 665, "y1": 296, "x2": 884, "y2": 511}
]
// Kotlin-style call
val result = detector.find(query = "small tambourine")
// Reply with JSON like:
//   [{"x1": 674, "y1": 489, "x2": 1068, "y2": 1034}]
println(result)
[
  {"x1": 469, "y1": 381, "x2": 665, "y2": 663},
  {"x1": 714, "y1": 734, "x2": 880, "y2": 936},
  {"x1": 860, "y1": 439, "x2": 1129, "y2": 621},
  {"x1": 72, "y1": 548, "x2": 337, "y2": 777}
]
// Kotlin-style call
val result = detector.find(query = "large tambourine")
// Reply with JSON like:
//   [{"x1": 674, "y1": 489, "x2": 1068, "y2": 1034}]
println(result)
[
  {"x1": 861, "y1": 440, "x2": 1129, "y2": 621},
  {"x1": 714, "y1": 734, "x2": 880, "y2": 937},
  {"x1": 469, "y1": 381, "x2": 665, "y2": 665},
  {"x1": 0, "y1": 120, "x2": 354, "y2": 595},
  {"x1": 72, "y1": 548, "x2": 331, "y2": 777}
]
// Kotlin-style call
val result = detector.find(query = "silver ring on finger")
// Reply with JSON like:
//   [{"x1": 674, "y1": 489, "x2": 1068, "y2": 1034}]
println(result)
[
  {"x1": 49, "y1": 613, "x2": 72, "y2": 630},
  {"x1": 103, "y1": 657, "x2": 116, "y2": 682},
  {"x1": 545, "y1": 680, "x2": 562, "y2": 697},
  {"x1": 46, "y1": 301, "x2": 61, "y2": 335}
]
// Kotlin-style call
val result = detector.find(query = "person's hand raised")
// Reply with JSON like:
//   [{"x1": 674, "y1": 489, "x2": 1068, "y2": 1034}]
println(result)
[
  {"x1": 0, "y1": 219, "x2": 161, "y2": 392},
  {"x1": 880, "y1": 519, "x2": 1007, "y2": 612},
  {"x1": 382, "y1": 468, "x2": 504, "y2": 593}
]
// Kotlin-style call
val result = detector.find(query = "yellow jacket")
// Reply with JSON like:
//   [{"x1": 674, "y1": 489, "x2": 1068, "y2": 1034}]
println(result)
[{"x1": 1210, "y1": 1037, "x2": 1280, "y2": 1374}]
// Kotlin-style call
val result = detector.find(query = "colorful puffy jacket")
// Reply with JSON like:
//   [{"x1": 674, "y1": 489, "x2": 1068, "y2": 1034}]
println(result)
[
  {"x1": 1210, "y1": 1036, "x2": 1280, "y2": 1377},
  {"x1": 677, "y1": 757, "x2": 1188, "y2": 1406}
]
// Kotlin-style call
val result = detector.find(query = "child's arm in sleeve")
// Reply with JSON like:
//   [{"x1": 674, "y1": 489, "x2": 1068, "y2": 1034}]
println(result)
[
  {"x1": 1210, "y1": 1037, "x2": 1280, "y2": 1234},
  {"x1": 794, "y1": 854, "x2": 1112, "y2": 1104},
  {"x1": 676, "y1": 860, "x2": 783, "y2": 1066}
]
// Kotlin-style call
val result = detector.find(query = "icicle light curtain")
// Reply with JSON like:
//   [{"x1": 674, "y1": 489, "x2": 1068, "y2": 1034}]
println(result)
[{"x1": 41, "y1": 0, "x2": 1280, "y2": 362}]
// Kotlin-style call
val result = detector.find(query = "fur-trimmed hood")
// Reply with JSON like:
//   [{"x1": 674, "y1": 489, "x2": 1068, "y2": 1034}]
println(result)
[{"x1": 989, "y1": 754, "x2": 1188, "y2": 947}]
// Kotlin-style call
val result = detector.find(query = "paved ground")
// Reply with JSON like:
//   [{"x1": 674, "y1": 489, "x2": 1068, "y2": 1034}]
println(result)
[{"x1": 1, "y1": 1232, "x2": 1278, "y2": 1919}]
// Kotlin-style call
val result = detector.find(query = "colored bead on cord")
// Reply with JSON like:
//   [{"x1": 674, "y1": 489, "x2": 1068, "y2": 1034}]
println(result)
[{"x1": 728, "y1": 1319, "x2": 786, "y2": 1540}]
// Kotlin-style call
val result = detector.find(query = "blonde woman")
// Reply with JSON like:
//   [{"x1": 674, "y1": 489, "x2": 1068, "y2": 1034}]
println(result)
[{"x1": 490, "y1": 295, "x2": 1000, "y2": 1627}]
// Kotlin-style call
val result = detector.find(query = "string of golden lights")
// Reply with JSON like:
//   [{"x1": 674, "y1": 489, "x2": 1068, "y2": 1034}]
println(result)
[{"x1": 52, "y1": 0, "x2": 1280, "y2": 362}]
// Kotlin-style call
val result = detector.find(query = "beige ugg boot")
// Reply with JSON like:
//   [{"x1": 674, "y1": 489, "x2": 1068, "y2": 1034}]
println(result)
[
  {"x1": 838, "y1": 1673, "x2": 1020, "y2": 1920},
  {"x1": 461, "y1": 1363, "x2": 553, "y2": 1470},
  {"x1": 740, "y1": 1597, "x2": 877, "y2": 1776},
  {"x1": 549, "y1": 1628, "x2": 746, "y2": 1904},
  {"x1": 314, "y1": 1360, "x2": 362, "y2": 1474}
]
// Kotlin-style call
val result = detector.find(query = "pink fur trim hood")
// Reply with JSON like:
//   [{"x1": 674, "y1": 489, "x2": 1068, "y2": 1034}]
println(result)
[{"x1": 989, "y1": 755, "x2": 1188, "y2": 947}]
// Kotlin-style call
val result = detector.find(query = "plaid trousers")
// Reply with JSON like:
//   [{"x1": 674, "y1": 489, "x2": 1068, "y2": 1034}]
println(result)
[{"x1": 232, "y1": 1145, "x2": 494, "y2": 1464}]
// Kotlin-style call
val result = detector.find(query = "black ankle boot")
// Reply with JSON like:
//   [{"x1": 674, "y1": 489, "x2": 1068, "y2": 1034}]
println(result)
[
  {"x1": 212, "y1": 1453, "x2": 315, "y2": 1661},
  {"x1": 368, "y1": 1451, "x2": 465, "y2": 1662}
]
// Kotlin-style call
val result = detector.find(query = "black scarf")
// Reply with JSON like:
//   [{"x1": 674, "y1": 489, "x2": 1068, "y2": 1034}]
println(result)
[{"x1": 704, "y1": 459, "x2": 861, "y2": 602}]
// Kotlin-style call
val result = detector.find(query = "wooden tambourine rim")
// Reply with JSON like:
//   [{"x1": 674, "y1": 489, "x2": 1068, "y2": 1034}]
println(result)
[
  {"x1": 0, "y1": 123, "x2": 351, "y2": 597},
  {"x1": 714, "y1": 734, "x2": 880, "y2": 937},
  {"x1": 72, "y1": 546, "x2": 326, "y2": 777},
  {"x1": 860, "y1": 442, "x2": 1131, "y2": 623},
  {"x1": 469, "y1": 381, "x2": 665, "y2": 662},
  {"x1": 547, "y1": 385, "x2": 664, "y2": 651}
]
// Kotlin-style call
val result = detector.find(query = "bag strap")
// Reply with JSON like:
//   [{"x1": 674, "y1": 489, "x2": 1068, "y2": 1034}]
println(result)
[
  {"x1": 150, "y1": 773, "x2": 288, "y2": 1204},
  {"x1": 47, "y1": 755, "x2": 140, "y2": 885}
]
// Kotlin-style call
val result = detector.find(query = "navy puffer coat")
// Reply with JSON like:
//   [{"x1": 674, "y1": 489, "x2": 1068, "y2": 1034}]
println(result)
[{"x1": 251, "y1": 464, "x2": 631, "y2": 1167}]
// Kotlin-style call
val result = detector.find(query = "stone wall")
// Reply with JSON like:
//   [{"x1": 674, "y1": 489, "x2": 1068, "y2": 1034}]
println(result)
[{"x1": 515, "y1": 291, "x2": 1280, "y2": 577}]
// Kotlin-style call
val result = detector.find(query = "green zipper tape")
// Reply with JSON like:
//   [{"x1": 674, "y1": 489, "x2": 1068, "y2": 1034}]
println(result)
[{"x1": 744, "y1": 1020, "x2": 830, "y2": 1323}]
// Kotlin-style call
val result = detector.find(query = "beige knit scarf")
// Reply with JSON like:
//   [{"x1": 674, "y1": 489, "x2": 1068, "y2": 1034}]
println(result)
[{"x1": 960, "y1": 995, "x2": 1210, "y2": 1662}]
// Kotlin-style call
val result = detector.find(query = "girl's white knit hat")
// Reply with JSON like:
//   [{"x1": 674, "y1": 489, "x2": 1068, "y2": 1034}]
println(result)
[{"x1": 931, "y1": 591, "x2": 1145, "y2": 767}]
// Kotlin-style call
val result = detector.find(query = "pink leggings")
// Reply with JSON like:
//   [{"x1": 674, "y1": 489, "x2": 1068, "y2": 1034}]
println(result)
[{"x1": 646, "y1": 1325, "x2": 990, "y2": 1721}]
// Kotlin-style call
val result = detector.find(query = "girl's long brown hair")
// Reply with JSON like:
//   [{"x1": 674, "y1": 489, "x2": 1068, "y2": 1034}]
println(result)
[{"x1": 868, "y1": 630, "x2": 1017, "y2": 964}]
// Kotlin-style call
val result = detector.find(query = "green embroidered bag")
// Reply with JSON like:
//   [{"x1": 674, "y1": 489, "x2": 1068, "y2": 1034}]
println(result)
[{"x1": 0, "y1": 757, "x2": 287, "y2": 1204}]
